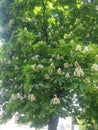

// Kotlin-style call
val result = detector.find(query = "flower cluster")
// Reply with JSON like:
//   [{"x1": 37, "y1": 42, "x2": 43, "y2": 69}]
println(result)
[
  {"x1": 44, "y1": 74, "x2": 50, "y2": 80},
  {"x1": 50, "y1": 63, "x2": 55, "y2": 69},
  {"x1": 49, "y1": 58, "x2": 53, "y2": 62},
  {"x1": 65, "y1": 72, "x2": 70, "y2": 78},
  {"x1": 0, "y1": 80, "x2": 2, "y2": 84},
  {"x1": 48, "y1": 63, "x2": 55, "y2": 75},
  {"x1": 84, "y1": 46, "x2": 89, "y2": 52},
  {"x1": 11, "y1": 93, "x2": 22, "y2": 100},
  {"x1": 30, "y1": 84, "x2": 40, "y2": 89},
  {"x1": 12, "y1": 56, "x2": 19, "y2": 60},
  {"x1": 50, "y1": 94, "x2": 60, "y2": 105},
  {"x1": 31, "y1": 64, "x2": 44, "y2": 70},
  {"x1": 91, "y1": 63, "x2": 98, "y2": 71},
  {"x1": 28, "y1": 94, "x2": 36, "y2": 102},
  {"x1": 8, "y1": 19, "x2": 14, "y2": 27},
  {"x1": 96, "y1": 54, "x2": 98, "y2": 58},
  {"x1": 75, "y1": 44, "x2": 82, "y2": 51},
  {"x1": 31, "y1": 55, "x2": 40, "y2": 61},
  {"x1": 74, "y1": 61, "x2": 84, "y2": 77},
  {"x1": 74, "y1": 61, "x2": 79, "y2": 67},
  {"x1": 37, "y1": 64, "x2": 44, "y2": 69},
  {"x1": 64, "y1": 63, "x2": 70, "y2": 68},
  {"x1": 56, "y1": 55, "x2": 64, "y2": 60},
  {"x1": 48, "y1": 69, "x2": 53, "y2": 75},
  {"x1": 57, "y1": 68, "x2": 63, "y2": 75},
  {"x1": 31, "y1": 64, "x2": 36, "y2": 70}
]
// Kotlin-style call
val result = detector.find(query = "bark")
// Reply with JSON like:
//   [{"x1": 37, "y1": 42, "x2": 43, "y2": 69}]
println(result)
[{"x1": 48, "y1": 116, "x2": 59, "y2": 130}]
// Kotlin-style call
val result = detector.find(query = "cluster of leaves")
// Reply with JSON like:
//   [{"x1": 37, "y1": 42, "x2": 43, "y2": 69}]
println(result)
[
  {"x1": 0, "y1": 0, "x2": 98, "y2": 129},
  {"x1": 79, "y1": 118, "x2": 98, "y2": 130}
]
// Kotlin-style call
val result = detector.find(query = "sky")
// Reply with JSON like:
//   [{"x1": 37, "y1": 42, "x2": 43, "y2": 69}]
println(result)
[{"x1": 0, "y1": 117, "x2": 79, "y2": 130}]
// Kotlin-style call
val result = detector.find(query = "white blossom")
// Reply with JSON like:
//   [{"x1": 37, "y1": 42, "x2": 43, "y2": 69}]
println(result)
[
  {"x1": 96, "y1": 86, "x2": 98, "y2": 89},
  {"x1": 50, "y1": 94, "x2": 60, "y2": 105},
  {"x1": 76, "y1": 18, "x2": 80, "y2": 23},
  {"x1": 49, "y1": 58, "x2": 53, "y2": 62},
  {"x1": 15, "y1": 57, "x2": 19, "y2": 60},
  {"x1": 57, "y1": 54, "x2": 61, "y2": 60},
  {"x1": 39, "y1": 83, "x2": 44, "y2": 87},
  {"x1": 96, "y1": 54, "x2": 98, "y2": 58},
  {"x1": 31, "y1": 64, "x2": 36, "y2": 70},
  {"x1": 74, "y1": 61, "x2": 79, "y2": 67},
  {"x1": 50, "y1": 63, "x2": 55, "y2": 69},
  {"x1": 74, "y1": 66, "x2": 84, "y2": 77},
  {"x1": 31, "y1": 55, "x2": 40, "y2": 60},
  {"x1": 15, "y1": 77, "x2": 17, "y2": 80},
  {"x1": 11, "y1": 94, "x2": 17, "y2": 100},
  {"x1": 7, "y1": 60, "x2": 11, "y2": 64},
  {"x1": 35, "y1": 84, "x2": 39, "y2": 89},
  {"x1": 70, "y1": 40, "x2": 74, "y2": 43},
  {"x1": 24, "y1": 27, "x2": 28, "y2": 31},
  {"x1": 65, "y1": 72, "x2": 70, "y2": 78},
  {"x1": 61, "y1": 56, "x2": 64, "y2": 60},
  {"x1": 37, "y1": 64, "x2": 44, "y2": 69},
  {"x1": 11, "y1": 93, "x2": 23, "y2": 100},
  {"x1": 28, "y1": 94, "x2": 36, "y2": 102},
  {"x1": 53, "y1": 41, "x2": 57, "y2": 45},
  {"x1": 0, "y1": 80, "x2": 2, "y2": 83},
  {"x1": 12, "y1": 56, "x2": 15, "y2": 59},
  {"x1": 64, "y1": 63, "x2": 69, "y2": 68},
  {"x1": 91, "y1": 63, "x2": 98, "y2": 71},
  {"x1": 84, "y1": 46, "x2": 89, "y2": 52},
  {"x1": 15, "y1": 65, "x2": 19, "y2": 70},
  {"x1": 51, "y1": 54, "x2": 55, "y2": 58},
  {"x1": 75, "y1": 44, "x2": 82, "y2": 51},
  {"x1": 69, "y1": 25, "x2": 73, "y2": 29},
  {"x1": 48, "y1": 69, "x2": 53, "y2": 75},
  {"x1": 60, "y1": 26, "x2": 64, "y2": 30},
  {"x1": 44, "y1": 74, "x2": 50, "y2": 79},
  {"x1": 8, "y1": 19, "x2": 14, "y2": 27},
  {"x1": 57, "y1": 68, "x2": 62, "y2": 75},
  {"x1": 16, "y1": 93, "x2": 22, "y2": 99},
  {"x1": 24, "y1": 59, "x2": 27, "y2": 63}
]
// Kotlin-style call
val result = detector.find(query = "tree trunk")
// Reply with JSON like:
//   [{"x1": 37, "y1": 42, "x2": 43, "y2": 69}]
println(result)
[{"x1": 48, "y1": 116, "x2": 59, "y2": 130}]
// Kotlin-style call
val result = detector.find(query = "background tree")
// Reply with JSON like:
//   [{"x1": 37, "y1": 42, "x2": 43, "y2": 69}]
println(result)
[{"x1": 0, "y1": 0, "x2": 98, "y2": 130}]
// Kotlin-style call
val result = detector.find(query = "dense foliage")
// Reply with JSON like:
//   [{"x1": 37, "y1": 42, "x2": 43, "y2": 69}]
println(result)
[
  {"x1": 79, "y1": 119, "x2": 98, "y2": 130},
  {"x1": 0, "y1": 0, "x2": 98, "y2": 129}
]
